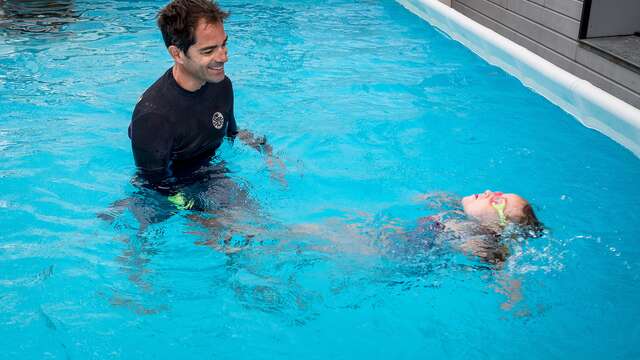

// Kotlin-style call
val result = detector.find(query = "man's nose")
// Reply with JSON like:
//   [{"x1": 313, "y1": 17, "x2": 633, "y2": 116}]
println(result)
[{"x1": 215, "y1": 47, "x2": 228, "y2": 63}]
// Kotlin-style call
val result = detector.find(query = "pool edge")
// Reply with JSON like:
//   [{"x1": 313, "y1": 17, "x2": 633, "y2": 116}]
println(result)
[{"x1": 397, "y1": 0, "x2": 640, "y2": 158}]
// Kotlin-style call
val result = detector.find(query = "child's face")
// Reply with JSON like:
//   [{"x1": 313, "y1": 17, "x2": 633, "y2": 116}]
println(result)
[{"x1": 461, "y1": 190, "x2": 528, "y2": 226}]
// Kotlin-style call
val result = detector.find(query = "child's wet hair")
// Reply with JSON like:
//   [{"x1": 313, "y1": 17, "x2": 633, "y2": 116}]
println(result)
[
  {"x1": 511, "y1": 203, "x2": 544, "y2": 238},
  {"x1": 473, "y1": 197, "x2": 544, "y2": 240}
]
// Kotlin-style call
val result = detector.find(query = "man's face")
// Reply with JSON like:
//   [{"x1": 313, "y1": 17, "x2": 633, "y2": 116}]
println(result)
[{"x1": 182, "y1": 19, "x2": 228, "y2": 84}]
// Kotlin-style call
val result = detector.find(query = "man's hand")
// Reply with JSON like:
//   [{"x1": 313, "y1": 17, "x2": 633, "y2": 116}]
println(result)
[{"x1": 236, "y1": 129, "x2": 287, "y2": 187}]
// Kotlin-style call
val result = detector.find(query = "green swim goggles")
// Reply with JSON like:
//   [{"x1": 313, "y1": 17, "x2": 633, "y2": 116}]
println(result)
[{"x1": 490, "y1": 194, "x2": 508, "y2": 226}]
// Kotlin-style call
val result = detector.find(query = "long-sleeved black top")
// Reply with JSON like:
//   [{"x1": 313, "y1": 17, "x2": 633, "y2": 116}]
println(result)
[{"x1": 128, "y1": 68, "x2": 238, "y2": 189}]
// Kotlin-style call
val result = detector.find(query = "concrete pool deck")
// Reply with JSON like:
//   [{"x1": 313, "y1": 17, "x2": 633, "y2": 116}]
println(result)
[{"x1": 397, "y1": 0, "x2": 640, "y2": 158}]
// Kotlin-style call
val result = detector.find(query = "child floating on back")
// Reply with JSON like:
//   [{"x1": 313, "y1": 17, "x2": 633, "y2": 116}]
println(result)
[{"x1": 416, "y1": 189, "x2": 543, "y2": 265}]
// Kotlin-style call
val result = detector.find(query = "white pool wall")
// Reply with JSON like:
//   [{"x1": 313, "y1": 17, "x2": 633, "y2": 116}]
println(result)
[{"x1": 397, "y1": 0, "x2": 640, "y2": 157}]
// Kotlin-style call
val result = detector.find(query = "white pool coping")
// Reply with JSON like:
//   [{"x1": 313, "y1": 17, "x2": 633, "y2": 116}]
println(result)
[{"x1": 397, "y1": 0, "x2": 640, "y2": 158}]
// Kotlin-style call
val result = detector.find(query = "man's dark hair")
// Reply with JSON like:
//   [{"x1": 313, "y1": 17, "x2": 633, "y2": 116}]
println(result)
[{"x1": 157, "y1": 0, "x2": 229, "y2": 54}]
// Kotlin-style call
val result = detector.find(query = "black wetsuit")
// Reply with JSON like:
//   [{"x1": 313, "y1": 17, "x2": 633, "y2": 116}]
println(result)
[{"x1": 128, "y1": 68, "x2": 238, "y2": 189}]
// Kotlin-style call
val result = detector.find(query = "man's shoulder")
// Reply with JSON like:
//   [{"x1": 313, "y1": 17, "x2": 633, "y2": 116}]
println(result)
[
  {"x1": 133, "y1": 69, "x2": 174, "y2": 115},
  {"x1": 222, "y1": 75, "x2": 233, "y2": 89}
]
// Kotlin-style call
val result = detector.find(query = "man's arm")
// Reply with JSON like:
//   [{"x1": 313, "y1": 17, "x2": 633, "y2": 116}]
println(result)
[
  {"x1": 235, "y1": 129, "x2": 273, "y2": 155},
  {"x1": 225, "y1": 82, "x2": 286, "y2": 185},
  {"x1": 129, "y1": 112, "x2": 174, "y2": 190},
  {"x1": 231, "y1": 129, "x2": 286, "y2": 186}
]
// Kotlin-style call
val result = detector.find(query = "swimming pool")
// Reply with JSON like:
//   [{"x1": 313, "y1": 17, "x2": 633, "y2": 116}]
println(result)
[{"x1": 1, "y1": 0, "x2": 639, "y2": 358}]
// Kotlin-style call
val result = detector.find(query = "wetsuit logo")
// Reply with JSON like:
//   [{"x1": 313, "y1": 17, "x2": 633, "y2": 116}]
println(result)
[{"x1": 212, "y1": 112, "x2": 224, "y2": 129}]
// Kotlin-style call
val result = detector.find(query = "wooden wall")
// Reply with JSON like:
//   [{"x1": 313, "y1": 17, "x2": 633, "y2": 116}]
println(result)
[{"x1": 450, "y1": 0, "x2": 640, "y2": 109}]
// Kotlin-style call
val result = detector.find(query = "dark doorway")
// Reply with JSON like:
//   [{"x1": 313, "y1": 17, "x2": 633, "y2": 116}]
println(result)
[{"x1": 579, "y1": 0, "x2": 640, "y2": 73}]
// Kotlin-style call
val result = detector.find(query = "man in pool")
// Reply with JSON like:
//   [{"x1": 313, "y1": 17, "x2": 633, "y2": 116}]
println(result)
[
  {"x1": 129, "y1": 0, "x2": 282, "y2": 193},
  {"x1": 110, "y1": 0, "x2": 284, "y2": 244}
]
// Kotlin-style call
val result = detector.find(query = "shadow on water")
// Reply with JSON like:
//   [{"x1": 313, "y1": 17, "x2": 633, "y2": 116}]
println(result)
[{"x1": 0, "y1": 0, "x2": 77, "y2": 36}]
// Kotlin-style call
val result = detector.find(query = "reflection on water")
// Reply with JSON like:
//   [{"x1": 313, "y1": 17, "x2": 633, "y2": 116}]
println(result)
[{"x1": 0, "y1": 0, "x2": 76, "y2": 35}]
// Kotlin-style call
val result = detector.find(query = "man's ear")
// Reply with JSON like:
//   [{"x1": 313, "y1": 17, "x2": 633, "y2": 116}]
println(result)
[{"x1": 168, "y1": 45, "x2": 184, "y2": 64}]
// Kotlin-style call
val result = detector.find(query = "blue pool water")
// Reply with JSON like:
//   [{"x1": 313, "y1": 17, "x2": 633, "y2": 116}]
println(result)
[{"x1": 1, "y1": 0, "x2": 640, "y2": 358}]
